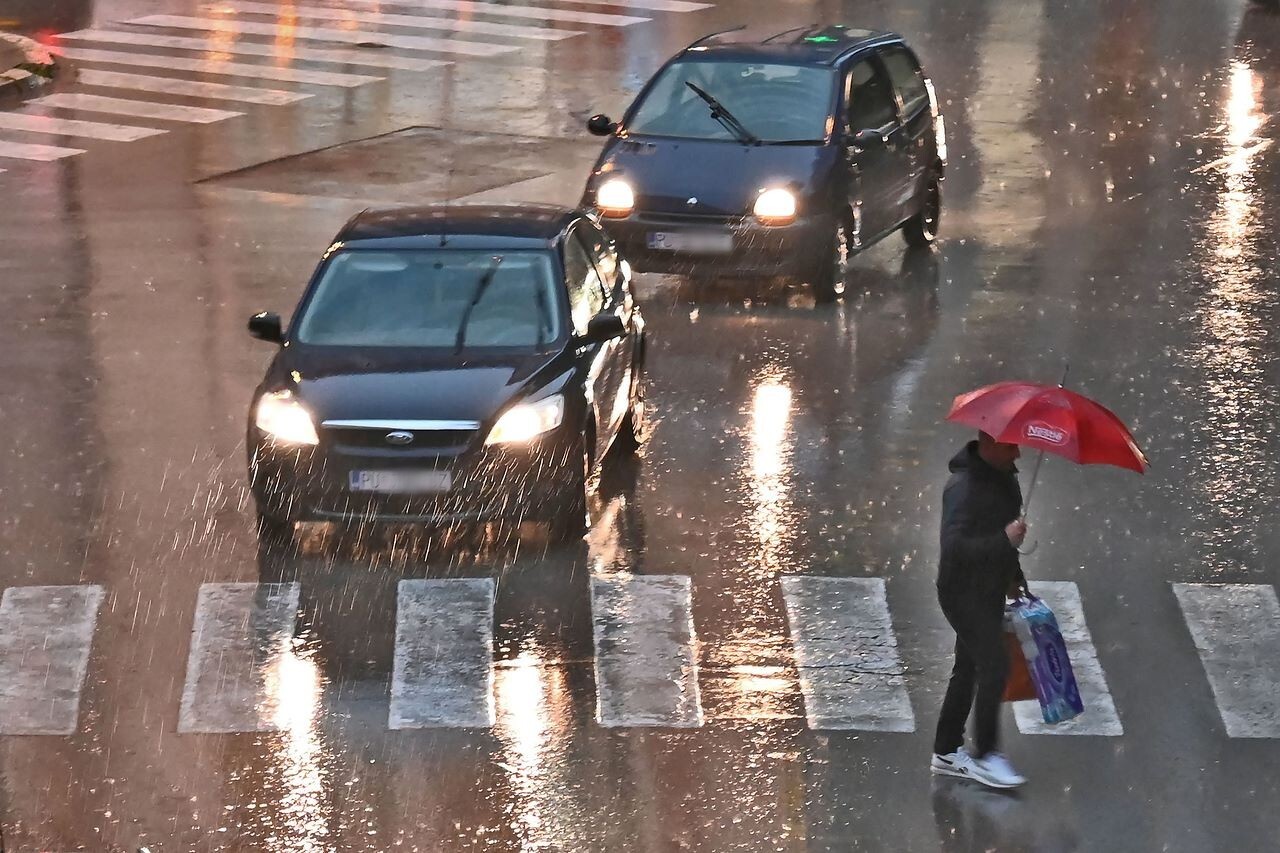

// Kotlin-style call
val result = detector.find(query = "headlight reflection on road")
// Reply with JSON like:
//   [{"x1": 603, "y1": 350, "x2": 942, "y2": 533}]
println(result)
[
  {"x1": 749, "y1": 377, "x2": 796, "y2": 576},
  {"x1": 265, "y1": 646, "x2": 330, "y2": 852}
]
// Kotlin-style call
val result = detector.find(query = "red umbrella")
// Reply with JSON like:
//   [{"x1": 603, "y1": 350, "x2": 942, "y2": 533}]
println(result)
[{"x1": 946, "y1": 373, "x2": 1147, "y2": 519}]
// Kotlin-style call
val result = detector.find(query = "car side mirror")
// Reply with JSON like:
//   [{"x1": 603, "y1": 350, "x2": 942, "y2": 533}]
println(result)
[
  {"x1": 578, "y1": 312, "x2": 626, "y2": 345},
  {"x1": 850, "y1": 128, "x2": 885, "y2": 149},
  {"x1": 587, "y1": 114, "x2": 619, "y2": 137},
  {"x1": 248, "y1": 312, "x2": 283, "y2": 344}
]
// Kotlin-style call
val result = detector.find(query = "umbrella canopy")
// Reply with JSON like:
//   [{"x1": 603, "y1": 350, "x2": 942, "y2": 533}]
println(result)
[{"x1": 946, "y1": 381, "x2": 1148, "y2": 474}]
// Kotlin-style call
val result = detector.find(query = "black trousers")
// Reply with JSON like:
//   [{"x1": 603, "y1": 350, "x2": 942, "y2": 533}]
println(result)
[{"x1": 934, "y1": 587, "x2": 1008, "y2": 758}]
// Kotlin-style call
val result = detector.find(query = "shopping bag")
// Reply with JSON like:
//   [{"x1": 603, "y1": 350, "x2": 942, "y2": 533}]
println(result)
[
  {"x1": 1001, "y1": 628, "x2": 1036, "y2": 702},
  {"x1": 1006, "y1": 595, "x2": 1084, "y2": 723}
]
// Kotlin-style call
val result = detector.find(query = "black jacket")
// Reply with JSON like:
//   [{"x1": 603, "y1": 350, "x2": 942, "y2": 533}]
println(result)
[{"x1": 937, "y1": 441, "x2": 1026, "y2": 598}]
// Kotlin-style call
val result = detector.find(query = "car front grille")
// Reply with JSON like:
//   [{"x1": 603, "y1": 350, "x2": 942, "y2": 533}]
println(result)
[{"x1": 323, "y1": 426, "x2": 478, "y2": 451}]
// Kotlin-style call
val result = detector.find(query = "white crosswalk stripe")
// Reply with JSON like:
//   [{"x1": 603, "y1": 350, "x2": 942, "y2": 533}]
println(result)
[
  {"x1": 32, "y1": 93, "x2": 244, "y2": 124},
  {"x1": 56, "y1": 29, "x2": 449, "y2": 73},
  {"x1": 0, "y1": 112, "x2": 164, "y2": 142},
  {"x1": 0, "y1": 585, "x2": 105, "y2": 735},
  {"x1": 390, "y1": 578, "x2": 496, "y2": 728},
  {"x1": 0, "y1": 139, "x2": 87, "y2": 160},
  {"x1": 781, "y1": 576, "x2": 916, "y2": 731},
  {"x1": 1173, "y1": 583, "x2": 1280, "y2": 738},
  {"x1": 591, "y1": 574, "x2": 703, "y2": 727},
  {"x1": 76, "y1": 69, "x2": 310, "y2": 106},
  {"x1": 343, "y1": 0, "x2": 649, "y2": 27},
  {"x1": 1012, "y1": 581, "x2": 1123, "y2": 736},
  {"x1": 53, "y1": 46, "x2": 383, "y2": 88},
  {"x1": 129, "y1": 15, "x2": 519, "y2": 57},
  {"x1": 222, "y1": 1, "x2": 583, "y2": 41},
  {"x1": 178, "y1": 582, "x2": 302, "y2": 733}
]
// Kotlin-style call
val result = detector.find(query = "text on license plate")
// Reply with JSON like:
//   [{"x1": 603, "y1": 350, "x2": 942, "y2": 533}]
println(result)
[
  {"x1": 348, "y1": 470, "x2": 452, "y2": 494},
  {"x1": 646, "y1": 231, "x2": 733, "y2": 253}
]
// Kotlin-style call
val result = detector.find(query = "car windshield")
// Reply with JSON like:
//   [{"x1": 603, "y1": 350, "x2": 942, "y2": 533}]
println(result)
[
  {"x1": 295, "y1": 249, "x2": 562, "y2": 349},
  {"x1": 627, "y1": 60, "x2": 836, "y2": 143}
]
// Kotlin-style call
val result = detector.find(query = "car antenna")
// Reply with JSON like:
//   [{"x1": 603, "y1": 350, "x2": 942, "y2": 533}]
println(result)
[
  {"x1": 679, "y1": 24, "x2": 746, "y2": 56},
  {"x1": 761, "y1": 24, "x2": 816, "y2": 44}
]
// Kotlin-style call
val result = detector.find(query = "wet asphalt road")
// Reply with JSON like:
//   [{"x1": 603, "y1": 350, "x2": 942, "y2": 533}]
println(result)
[{"x1": 3, "y1": 0, "x2": 1280, "y2": 850}]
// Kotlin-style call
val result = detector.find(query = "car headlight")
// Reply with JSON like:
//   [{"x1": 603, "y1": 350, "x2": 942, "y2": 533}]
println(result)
[
  {"x1": 595, "y1": 179, "x2": 635, "y2": 218},
  {"x1": 486, "y1": 395, "x2": 565, "y2": 445},
  {"x1": 753, "y1": 188, "x2": 797, "y2": 225},
  {"x1": 255, "y1": 390, "x2": 319, "y2": 446}
]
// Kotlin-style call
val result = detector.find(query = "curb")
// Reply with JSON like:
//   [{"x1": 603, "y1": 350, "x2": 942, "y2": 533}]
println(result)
[{"x1": 0, "y1": 32, "x2": 61, "y2": 105}]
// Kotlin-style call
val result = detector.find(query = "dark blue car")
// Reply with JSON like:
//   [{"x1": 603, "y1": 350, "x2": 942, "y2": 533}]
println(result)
[{"x1": 582, "y1": 25, "x2": 946, "y2": 301}]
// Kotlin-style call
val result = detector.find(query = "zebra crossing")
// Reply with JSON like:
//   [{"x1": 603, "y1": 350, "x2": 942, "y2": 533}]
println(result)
[
  {"x1": 0, "y1": 0, "x2": 714, "y2": 168},
  {"x1": 3, "y1": 576, "x2": 1279, "y2": 740}
]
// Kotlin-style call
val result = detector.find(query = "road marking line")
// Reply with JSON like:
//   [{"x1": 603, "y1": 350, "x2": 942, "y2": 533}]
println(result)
[
  {"x1": 130, "y1": 15, "x2": 519, "y2": 57},
  {"x1": 591, "y1": 574, "x2": 703, "y2": 728},
  {"x1": 178, "y1": 582, "x2": 301, "y2": 733},
  {"x1": 0, "y1": 139, "x2": 87, "y2": 160},
  {"x1": 57, "y1": 29, "x2": 448, "y2": 72},
  {"x1": 1012, "y1": 581, "x2": 1123, "y2": 736},
  {"x1": 0, "y1": 585, "x2": 106, "y2": 735},
  {"x1": 222, "y1": 1, "x2": 582, "y2": 41},
  {"x1": 53, "y1": 46, "x2": 382, "y2": 88},
  {"x1": 32, "y1": 93, "x2": 243, "y2": 124},
  {"x1": 1173, "y1": 583, "x2": 1280, "y2": 738},
  {"x1": 0, "y1": 112, "x2": 165, "y2": 142},
  {"x1": 390, "y1": 578, "x2": 495, "y2": 728},
  {"x1": 781, "y1": 576, "x2": 915, "y2": 732},
  {"x1": 537, "y1": 0, "x2": 711, "y2": 12},
  {"x1": 76, "y1": 69, "x2": 310, "y2": 106},
  {"x1": 355, "y1": 0, "x2": 648, "y2": 27}
]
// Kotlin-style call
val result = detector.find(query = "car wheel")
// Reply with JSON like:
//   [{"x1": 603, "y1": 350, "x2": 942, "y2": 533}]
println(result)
[
  {"x1": 903, "y1": 179, "x2": 941, "y2": 247},
  {"x1": 617, "y1": 372, "x2": 648, "y2": 454},
  {"x1": 546, "y1": 439, "x2": 591, "y2": 544},
  {"x1": 255, "y1": 510, "x2": 296, "y2": 552},
  {"x1": 812, "y1": 216, "x2": 851, "y2": 304}
]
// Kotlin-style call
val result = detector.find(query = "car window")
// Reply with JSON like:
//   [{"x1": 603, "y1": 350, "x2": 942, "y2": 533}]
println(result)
[
  {"x1": 880, "y1": 47, "x2": 929, "y2": 117},
  {"x1": 846, "y1": 59, "x2": 898, "y2": 131},
  {"x1": 294, "y1": 249, "x2": 561, "y2": 349},
  {"x1": 578, "y1": 222, "x2": 619, "y2": 294},
  {"x1": 628, "y1": 60, "x2": 836, "y2": 143},
  {"x1": 563, "y1": 231, "x2": 605, "y2": 334}
]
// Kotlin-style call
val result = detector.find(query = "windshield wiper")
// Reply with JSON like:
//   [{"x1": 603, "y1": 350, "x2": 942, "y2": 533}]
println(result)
[
  {"x1": 684, "y1": 81, "x2": 759, "y2": 145},
  {"x1": 454, "y1": 256, "x2": 504, "y2": 353}
]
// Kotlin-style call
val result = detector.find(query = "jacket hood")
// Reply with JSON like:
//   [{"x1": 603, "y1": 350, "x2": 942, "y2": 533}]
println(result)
[{"x1": 948, "y1": 440, "x2": 1018, "y2": 477}]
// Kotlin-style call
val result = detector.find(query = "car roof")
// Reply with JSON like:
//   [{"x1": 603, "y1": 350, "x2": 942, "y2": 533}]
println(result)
[
  {"x1": 334, "y1": 203, "x2": 584, "y2": 250},
  {"x1": 678, "y1": 25, "x2": 903, "y2": 67}
]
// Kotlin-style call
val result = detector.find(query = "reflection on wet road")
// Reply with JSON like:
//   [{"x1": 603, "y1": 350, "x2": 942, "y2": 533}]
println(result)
[{"x1": 4, "y1": 0, "x2": 1280, "y2": 850}]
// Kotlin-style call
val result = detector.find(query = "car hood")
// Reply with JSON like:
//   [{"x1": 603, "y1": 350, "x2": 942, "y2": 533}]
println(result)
[
  {"x1": 595, "y1": 137, "x2": 832, "y2": 216},
  {"x1": 275, "y1": 347, "x2": 564, "y2": 424}
]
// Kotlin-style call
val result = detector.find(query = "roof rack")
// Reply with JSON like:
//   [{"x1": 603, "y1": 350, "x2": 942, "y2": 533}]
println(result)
[
  {"x1": 679, "y1": 24, "x2": 746, "y2": 55},
  {"x1": 761, "y1": 24, "x2": 816, "y2": 44}
]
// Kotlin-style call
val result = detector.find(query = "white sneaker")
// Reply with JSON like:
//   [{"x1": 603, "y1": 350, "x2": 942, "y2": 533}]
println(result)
[
  {"x1": 968, "y1": 752, "x2": 1027, "y2": 789},
  {"x1": 930, "y1": 747, "x2": 973, "y2": 779}
]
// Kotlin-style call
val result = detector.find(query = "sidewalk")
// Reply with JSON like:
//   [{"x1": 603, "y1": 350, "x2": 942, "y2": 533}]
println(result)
[{"x1": 0, "y1": 32, "x2": 59, "y2": 104}]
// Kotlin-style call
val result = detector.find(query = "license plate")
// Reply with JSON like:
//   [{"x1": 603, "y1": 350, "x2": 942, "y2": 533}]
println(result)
[
  {"x1": 646, "y1": 231, "x2": 733, "y2": 253},
  {"x1": 348, "y1": 470, "x2": 452, "y2": 494}
]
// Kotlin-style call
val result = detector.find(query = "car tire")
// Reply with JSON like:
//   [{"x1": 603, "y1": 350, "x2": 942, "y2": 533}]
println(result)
[
  {"x1": 546, "y1": 440, "x2": 591, "y2": 544},
  {"x1": 812, "y1": 216, "x2": 851, "y2": 304},
  {"x1": 903, "y1": 179, "x2": 941, "y2": 247},
  {"x1": 617, "y1": 371, "x2": 648, "y2": 455},
  {"x1": 255, "y1": 510, "x2": 296, "y2": 552}
]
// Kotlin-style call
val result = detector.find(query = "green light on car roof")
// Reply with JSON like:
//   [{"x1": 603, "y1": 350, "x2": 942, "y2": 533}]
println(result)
[{"x1": 804, "y1": 35, "x2": 839, "y2": 43}]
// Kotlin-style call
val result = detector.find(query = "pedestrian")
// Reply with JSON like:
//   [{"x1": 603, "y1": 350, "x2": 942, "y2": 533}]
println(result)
[{"x1": 930, "y1": 430, "x2": 1029, "y2": 789}]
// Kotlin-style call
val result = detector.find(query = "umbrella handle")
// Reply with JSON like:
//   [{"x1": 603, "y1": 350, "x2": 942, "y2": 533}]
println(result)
[{"x1": 1018, "y1": 539, "x2": 1039, "y2": 555}]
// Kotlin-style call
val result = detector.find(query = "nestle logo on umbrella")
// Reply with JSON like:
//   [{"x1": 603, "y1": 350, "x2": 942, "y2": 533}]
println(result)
[{"x1": 1025, "y1": 423, "x2": 1068, "y2": 445}]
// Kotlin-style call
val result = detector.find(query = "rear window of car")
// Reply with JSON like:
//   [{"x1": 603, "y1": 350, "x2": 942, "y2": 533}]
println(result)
[
  {"x1": 880, "y1": 48, "x2": 930, "y2": 116},
  {"x1": 628, "y1": 60, "x2": 836, "y2": 143}
]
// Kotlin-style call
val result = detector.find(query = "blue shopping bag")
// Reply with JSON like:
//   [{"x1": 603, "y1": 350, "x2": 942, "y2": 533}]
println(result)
[{"x1": 1006, "y1": 595, "x2": 1084, "y2": 724}]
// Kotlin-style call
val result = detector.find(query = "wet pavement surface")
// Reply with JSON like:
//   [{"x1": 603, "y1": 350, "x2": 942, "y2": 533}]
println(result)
[{"x1": 3, "y1": 0, "x2": 1280, "y2": 850}]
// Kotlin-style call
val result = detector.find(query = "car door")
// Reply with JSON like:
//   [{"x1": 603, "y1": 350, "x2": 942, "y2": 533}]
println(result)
[
  {"x1": 878, "y1": 45, "x2": 935, "y2": 220},
  {"x1": 576, "y1": 222, "x2": 634, "y2": 443},
  {"x1": 843, "y1": 56, "x2": 910, "y2": 239},
  {"x1": 562, "y1": 227, "x2": 612, "y2": 461}
]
